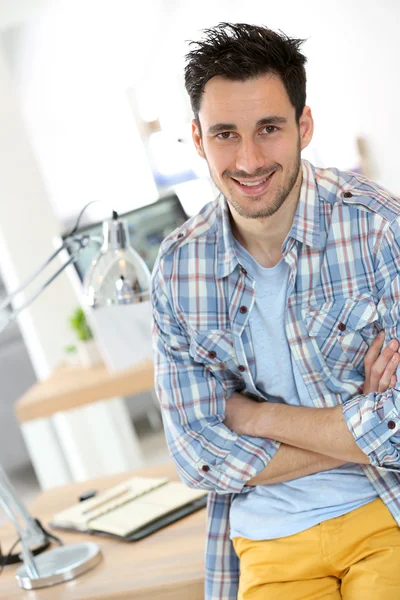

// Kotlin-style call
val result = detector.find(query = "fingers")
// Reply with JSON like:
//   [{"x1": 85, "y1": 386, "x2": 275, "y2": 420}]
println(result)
[
  {"x1": 371, "y1": 338, "x2": 399, "y2": 388},
  {"x1": 364, "y1": 330, "x2": 385, "y2": 374},
  {"x1": 378, "y1": 351, "x2": 400, "y2": 392},
  {"x1": 364, "y1": 334, "x2": 399, "y2": 394}
]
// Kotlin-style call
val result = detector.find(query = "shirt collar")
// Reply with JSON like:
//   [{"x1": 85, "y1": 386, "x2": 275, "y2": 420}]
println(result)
[
  {"x1": 217, "y1": 197, "x2": 239, "y2": 279},
  {"x1": 216, "y1": 159, "x2": 321, "y2": 279},
  {"x1": 286, "y1": 159, "x2": 320, "y2": 250}
]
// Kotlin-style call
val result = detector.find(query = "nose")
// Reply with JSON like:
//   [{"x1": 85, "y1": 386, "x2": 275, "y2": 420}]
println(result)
[{"x1": 235, "y1": 139, "x2": 264, "y2": 174}]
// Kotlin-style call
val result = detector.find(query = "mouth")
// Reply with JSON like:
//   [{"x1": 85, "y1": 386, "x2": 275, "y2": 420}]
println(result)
[{"x1": 230, "y1": 171, "x2": 276, "y2": 196}]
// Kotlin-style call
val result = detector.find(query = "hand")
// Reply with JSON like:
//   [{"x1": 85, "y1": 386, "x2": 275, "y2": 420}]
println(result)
[
  {"x1": 224, "y1": 393, "x2": 263, "y2": 436},
  {"x1": 363, "y1": 331, "x2": 399, "y2": 394}
]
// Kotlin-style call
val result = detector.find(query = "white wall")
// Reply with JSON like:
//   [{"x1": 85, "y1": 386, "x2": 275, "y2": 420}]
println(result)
[
  {"x1": 0, "y1": 47, "x2": 80, "y2": 379},
  {"x1": 0, "y1": 0, "x2": 51, "y2": 30},
  {"x1": 1, "y1": 0, "x2": 162, "y2": 228}
]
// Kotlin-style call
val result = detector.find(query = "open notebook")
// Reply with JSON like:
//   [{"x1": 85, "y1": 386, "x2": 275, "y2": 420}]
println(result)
[{"x1": 50, "y1": 476, "x2": 207, "y2": 541}]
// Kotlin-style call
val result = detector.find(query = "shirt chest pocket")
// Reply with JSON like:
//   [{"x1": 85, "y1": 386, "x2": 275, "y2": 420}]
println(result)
[
  {"x1": 189, "y1": 329, "x2": 240, "y2": 380},
  {"x1": 303, "y1": 296, "x2": 381, "y2": 375}
]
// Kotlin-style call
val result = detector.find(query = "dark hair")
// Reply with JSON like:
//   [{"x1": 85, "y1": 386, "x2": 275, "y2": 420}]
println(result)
[{"x1": 184, "y1": 22, "x2": 307, "y2": 122}]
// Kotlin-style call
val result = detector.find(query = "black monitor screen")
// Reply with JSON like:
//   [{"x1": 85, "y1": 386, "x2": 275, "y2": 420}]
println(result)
[{"x1": 61, "y1": 194, "x2": 188, "y2": 281}]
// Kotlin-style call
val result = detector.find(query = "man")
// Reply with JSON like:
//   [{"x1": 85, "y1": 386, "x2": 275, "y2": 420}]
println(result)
[{"x1": 152, "y1": 23, "x2": 400, "y2": 599}]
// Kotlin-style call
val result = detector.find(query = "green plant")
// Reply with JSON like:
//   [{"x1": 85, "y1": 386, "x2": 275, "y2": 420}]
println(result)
[
  {"x1": 64, "y1": 344, "x2": 77, "y2": 353},
  {"x1": 68, "y1": 307, "x2": 93, "y2": 342}
]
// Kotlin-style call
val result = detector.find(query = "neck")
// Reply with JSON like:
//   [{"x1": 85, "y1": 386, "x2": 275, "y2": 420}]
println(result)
[{"x1": 230, "y1": 168, "x2": 302, "y2": 268}]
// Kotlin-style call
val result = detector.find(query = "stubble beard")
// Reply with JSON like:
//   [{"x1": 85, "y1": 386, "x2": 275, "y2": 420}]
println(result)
[{"x1": 207, "y1": 147, "x2": 302, "y2": 221}]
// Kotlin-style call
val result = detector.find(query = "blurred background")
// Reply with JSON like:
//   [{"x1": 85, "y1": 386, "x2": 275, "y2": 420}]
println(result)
[{"x1": 0, "y1": 0, "x2": 399, "y2": 504}]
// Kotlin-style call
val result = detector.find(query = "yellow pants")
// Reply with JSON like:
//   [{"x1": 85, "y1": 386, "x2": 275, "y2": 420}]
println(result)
[{"x1": 233, "y1": 498, "x2": 400, "y2": 599}]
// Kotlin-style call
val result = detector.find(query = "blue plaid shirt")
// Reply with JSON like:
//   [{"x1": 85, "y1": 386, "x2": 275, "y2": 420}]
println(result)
[{"x1": 152, "y1": 160, "x2": 400, "y2": 600}]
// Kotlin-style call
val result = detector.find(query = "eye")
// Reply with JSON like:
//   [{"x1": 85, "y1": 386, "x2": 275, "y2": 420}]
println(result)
[
  {"x1": 216, "y1": 131, "x2": 236, "y2": 140},
  {"x1": 261, "y1": 125, "x2": 279, "y2": 135}
]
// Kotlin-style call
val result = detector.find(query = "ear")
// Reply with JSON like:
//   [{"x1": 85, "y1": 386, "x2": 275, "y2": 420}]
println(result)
[
  {"x1": 299, "y1": 106, "x2": 314, "y2": 151},
  {"x1": 192, "y1": 119, "x2": 205, "y2": 158}
]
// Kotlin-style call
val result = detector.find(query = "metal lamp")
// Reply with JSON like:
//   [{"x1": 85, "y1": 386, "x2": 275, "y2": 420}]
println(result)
[{"x1": 0, "y1": 207, "x2": 149, "y2": 589}]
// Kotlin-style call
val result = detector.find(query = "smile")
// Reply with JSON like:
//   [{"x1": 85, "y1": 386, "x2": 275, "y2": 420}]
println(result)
[
  {"x1": 239, "y1": 178, "x2": 268, "y2": 187},
  {"x1": 231, "y1": 171, "x2": 276, "y2": 195}
]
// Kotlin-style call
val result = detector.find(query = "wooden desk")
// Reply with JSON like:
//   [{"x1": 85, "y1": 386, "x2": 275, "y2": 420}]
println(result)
[
  {"x1": 0, "y1": 463, "x2": 205, "y2": 600},
  {"x1": 14, "y1": 361, "x2": 155, "y2": 490},
  {"x1": 15, "y1": 361, "x2": 154, "y2": 423}
]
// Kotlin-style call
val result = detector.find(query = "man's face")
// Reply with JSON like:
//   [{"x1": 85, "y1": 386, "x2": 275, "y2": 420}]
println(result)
[{"x1": 192, "y1": 73, "x2": 313, "y2": 220}]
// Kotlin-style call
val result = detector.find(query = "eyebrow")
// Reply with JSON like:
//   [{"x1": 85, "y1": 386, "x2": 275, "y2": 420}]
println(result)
[{"x1": 207, "y1": 116, "x2": 287, "y2": 135}]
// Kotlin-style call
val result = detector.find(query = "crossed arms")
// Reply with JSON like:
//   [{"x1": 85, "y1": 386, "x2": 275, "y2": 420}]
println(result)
[
  {"x1": 153, "y1": 266, "x2": 400, "y2": 494},
  {"x1": 224, "y1": 334, "x2": 400, "y2": 486}
]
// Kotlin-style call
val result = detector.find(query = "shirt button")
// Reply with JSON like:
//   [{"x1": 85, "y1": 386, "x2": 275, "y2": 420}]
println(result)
[
  {"x1": 388, "y1": 421, "x2": 396, "y2": 430},
  {"x1": 239, "y1": 306, "x2": 248, "y2": 314},
  {"x1": 338, "y1": 322, "x2": 346, "y2": 332},
  {"x1": 177, "y1": 232, "x2": 184, "y2": 239},
  {"x1": 208, "y1": 351, "x2": 217, "y2": 359},
  {"x1": 238, "y1": 365, "x2": 246, "y2": 372},
  {"x1": 343, "y1": 192, "x2": 353, "y2": 198},
  {"x1": 201, "y1": 465, "x2": 210, "y2": 472},
  {"x1": 240, "y1": 266, "x2": 247, "y2": 275}
]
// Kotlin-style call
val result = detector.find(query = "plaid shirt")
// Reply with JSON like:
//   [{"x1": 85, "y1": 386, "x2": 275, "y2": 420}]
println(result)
[{"x1": 152, "y1": 160, "x2": 400, "y2": 600}]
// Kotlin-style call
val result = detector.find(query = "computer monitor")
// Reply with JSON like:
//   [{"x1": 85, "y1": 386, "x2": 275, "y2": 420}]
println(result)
[{"x1": 59, "y1": 194, "x2": 188, "y2": 284}]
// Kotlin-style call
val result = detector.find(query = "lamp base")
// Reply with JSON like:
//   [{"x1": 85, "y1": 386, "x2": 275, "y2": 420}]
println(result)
[
  {"x1": 2, "y1": 540, "x2": 50, "y2": 566},
  {"x1": 15, "y1": 542, "x2": 102, "y2": 590}
]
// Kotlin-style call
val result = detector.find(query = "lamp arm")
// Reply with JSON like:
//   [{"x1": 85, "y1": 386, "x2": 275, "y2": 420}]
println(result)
[
  {"x1": 0, "y1": 465, "x2": 42, "y2": 577},
  {"x1": 0, "y1": 244, "x2": 70, "y2": 311},
  {"x1": 0, "y1": 197, "x2": 102, "y2": 315},
  {"x1": 0, "y1": 201, "x2": 109, "y2": 587},
  {"x1": 0, "y1": 235, "x2": 90, "y2": 336},
  {"x1": 0, "y1": 234, "x2": 90, "y2": 578}
]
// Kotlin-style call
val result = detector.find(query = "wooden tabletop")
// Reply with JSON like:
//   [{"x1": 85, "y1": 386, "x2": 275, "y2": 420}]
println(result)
[
  {"x1": 15, "y1": 360, "x2": 155, "y2": 423},
  {"x1": 0, "y1": 463, "x2": 205, "y2": 600}
]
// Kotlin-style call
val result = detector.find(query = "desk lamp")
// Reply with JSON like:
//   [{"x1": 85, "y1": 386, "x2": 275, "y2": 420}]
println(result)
[
  {"x1": 83, "y1": 210, "x2": 150, "y2": 307},
  {"x1": 0, "y1": 205, "x2": 151, "y2": 589}
]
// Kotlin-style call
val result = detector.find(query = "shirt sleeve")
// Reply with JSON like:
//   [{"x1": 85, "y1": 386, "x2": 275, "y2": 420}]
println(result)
[
  {"x1": 342, "y1": 217, "x2": 400, "y2": 472},
  {"x1": 151, "y1": 259, "x2": 280, "y2": 495}
]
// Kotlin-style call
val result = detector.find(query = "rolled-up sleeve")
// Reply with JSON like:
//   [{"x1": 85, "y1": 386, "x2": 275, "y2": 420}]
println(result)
[
  {"x1": 342, "y1": 216, "x2": 400, "y2": 473},
  {"x1": 151, "y1": 261, "x2": 280, "y2": 495},
  {"x1": 343, "y1": 388, "x2": 400, "y2": 472}
]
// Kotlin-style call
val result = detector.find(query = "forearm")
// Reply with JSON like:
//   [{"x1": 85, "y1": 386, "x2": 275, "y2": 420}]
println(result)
[
  {"x1": 247, "y1": 443, "x2": 345, "y2": 485},
  {"x1": 254, "y1": 402, "x2": 370, "y2": 464}
]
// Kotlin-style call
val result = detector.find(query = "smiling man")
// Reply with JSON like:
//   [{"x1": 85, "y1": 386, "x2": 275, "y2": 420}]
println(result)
[
  {"x1": 191, "y1": 71, "x2": 310, "y2": 268},
  {"x1": 194, "y1": 76, "x2": 305, "y2": 220},
  {"x1": 152, "y1": 23, "x2": 400, "y2": 600}
]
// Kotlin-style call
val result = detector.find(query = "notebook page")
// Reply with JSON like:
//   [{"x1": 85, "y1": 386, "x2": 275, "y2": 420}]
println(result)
[
  {"x1": 52, "y1": 476, "x2": 168, "y2": 530},
  {"x1": 87, "y1": 482, "x2": 207, "y2": 536}
]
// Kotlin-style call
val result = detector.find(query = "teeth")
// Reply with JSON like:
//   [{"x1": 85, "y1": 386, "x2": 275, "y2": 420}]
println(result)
[{"x1": 239, "y1": 178, "x2": 267, "y2": 187}]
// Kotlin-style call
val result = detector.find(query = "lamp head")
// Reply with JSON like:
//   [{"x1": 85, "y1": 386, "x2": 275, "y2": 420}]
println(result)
[{"x1": 82, "y1": 213, "x2": 151, "y2": 308}]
